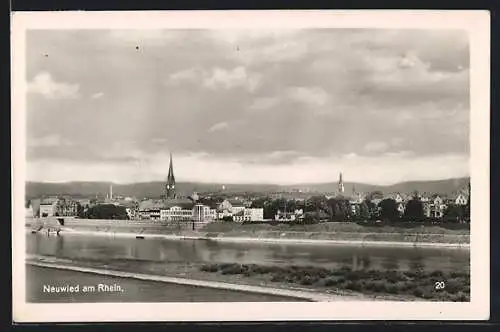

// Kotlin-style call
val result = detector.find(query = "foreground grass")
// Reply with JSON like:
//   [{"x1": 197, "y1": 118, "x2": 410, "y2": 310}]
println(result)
[{"x1": 199, "y1": 263, "x2": 470, "y2": 302}]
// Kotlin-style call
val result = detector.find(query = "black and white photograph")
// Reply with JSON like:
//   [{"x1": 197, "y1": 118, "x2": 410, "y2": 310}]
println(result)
[{"x1": 11, "y1": 10, "x2": 490, "y2": 322}]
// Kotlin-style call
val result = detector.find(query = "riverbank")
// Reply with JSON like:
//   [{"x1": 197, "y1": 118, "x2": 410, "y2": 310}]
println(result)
[
  {"x1": 25, "y1": 255, "x2": 365, "y2": 302},
  {"x1": 26, "y1": 226, "x2": 470, "y2": 250},
  {"x1": 26, "y1": 254, "x2": 468, "y2": 302},
  {"x1": 26, "y1": 264, "x2": 302, "y2": 303},
  {"x1": 26, "y1": 217, "x2": 470, "y2": 248}
]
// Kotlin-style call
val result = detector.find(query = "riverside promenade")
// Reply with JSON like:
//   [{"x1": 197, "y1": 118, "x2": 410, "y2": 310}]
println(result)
[{"x1": 26, "y1": 217, "x2": 471, "y2": 250}]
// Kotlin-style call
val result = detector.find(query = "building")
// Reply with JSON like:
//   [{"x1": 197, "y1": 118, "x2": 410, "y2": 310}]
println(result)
[
  {"x1": 193, "y1": 204, "x2": 217, "y2": 223},
  {"x1": 162, "y1": 153, "x2": 176, "y2": 200},
  {"x1": 233, "y1": 208, "x2": 264, "y2": 223},
  {"x1": 348, "y1": 191, "x2": 364, "y2": 215},
  {"x1": 38, "y1": 197, "x2": 59, "y2": 217},
  {"x1": 137, "y1": 200, "x2": 165, "y2": 220},
  {"x1": 396, "y1": 202, "x2": 406, "y2": 216},
  {"x1": 338, "y1": 172, "x2": 344, "y2": 194},
  {"x1": 429, "y1": 195, "x2": 447, "y2": 218},
  {"x1": 455, "y1": 193, "x2": 468, "y2": 206},
  {"x1": 160, "y1": 199, "x2": 196, "y2": 222},
  {"x1": 54, "y1": 197, "x2": 79, "y2": 217},
  {"x1": 216, "y1": 199, "x2": 246, "y2": 220},
  {"x1": 275, "y1": 209, "x2": 304, "y2": 222}
]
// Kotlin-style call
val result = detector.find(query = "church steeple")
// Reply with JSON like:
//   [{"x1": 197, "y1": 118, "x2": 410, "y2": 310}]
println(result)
[
  {"x1": 164, "y1": 153, "x2": 176, "y2": 200},
  {"x1": 338, "y1": 172, "x2": 344, "y2": 194}
]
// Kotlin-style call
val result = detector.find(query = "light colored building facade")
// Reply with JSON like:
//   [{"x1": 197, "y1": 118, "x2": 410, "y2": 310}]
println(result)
[
  {"x1": 160, "y1": 206, "x2": 194, "y2": 221},
  {"x1": 38, "y1": 197, "x2": 59, "y2": 217},
  {"x1": 455, "y1": 193, "x2": 468, "y2": 206},
  {"x1": 192, "y1": 204, "x2": 217, "y2": 223},
  {"x1": 429, "y1": 195, "x2": 447, "y2": 218},
  {"x1": 233, "y1": 208, "x2": 264, "y2": 222},
  {"x1": 275, "y1": 209, "x2": 304, "y2": 222}
]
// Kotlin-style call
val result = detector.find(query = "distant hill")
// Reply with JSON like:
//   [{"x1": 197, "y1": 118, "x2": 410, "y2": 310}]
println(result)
[{"x1": 25, "y1": 177, "x2": 469, "y2": 200}]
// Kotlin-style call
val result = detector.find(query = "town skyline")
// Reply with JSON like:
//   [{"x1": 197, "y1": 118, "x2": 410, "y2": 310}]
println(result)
[{"x1": 26, "y1": 29, "x2": 470, "y2": 185}]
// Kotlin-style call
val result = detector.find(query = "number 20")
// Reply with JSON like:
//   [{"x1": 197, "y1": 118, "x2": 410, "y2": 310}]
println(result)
[{"x1": 435, "y1": 281, "x2": 446, "y2": 290}]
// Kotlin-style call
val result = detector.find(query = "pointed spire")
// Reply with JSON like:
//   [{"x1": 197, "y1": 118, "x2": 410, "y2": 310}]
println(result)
[
  {"x1": 338, "y1": 172, "x2": 344, "y2": 194},
  {"x1": 164, "y1": 152, "x2": 176, "y2": 200}
]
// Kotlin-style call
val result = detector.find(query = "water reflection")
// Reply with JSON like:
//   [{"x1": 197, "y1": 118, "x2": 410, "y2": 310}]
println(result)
[{"x1": 26, "y1": 233, "x2": 469, "y2": 272}]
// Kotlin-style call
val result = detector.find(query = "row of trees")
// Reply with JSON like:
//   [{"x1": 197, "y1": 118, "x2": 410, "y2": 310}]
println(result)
[
  {"x1": 250, "y1": 195, "x2": 470, "y2": 224},
  {"x1": 78, "y1": 204, "x2": 129, "y2": 220}
]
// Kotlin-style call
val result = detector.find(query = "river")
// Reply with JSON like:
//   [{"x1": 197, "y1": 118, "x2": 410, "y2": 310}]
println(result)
[{"x1": 26, "y1": 232, "x2": 469, "y2": 272}]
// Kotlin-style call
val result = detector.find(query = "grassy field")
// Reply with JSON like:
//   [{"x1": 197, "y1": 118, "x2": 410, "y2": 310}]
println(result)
[{"x1": 199, "y1": 263, "x2": 470, "y2": 302}]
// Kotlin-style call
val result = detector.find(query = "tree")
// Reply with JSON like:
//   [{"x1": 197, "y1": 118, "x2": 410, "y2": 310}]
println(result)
[
  {"x1": 363, "y1": 199, "x2": 377, "y2": 220},
  {"x1": 443, "y1": 204, "x2": 464, "y2": 223},
  {"x1": 76, "y1": 203, "x2": 85, "y2": 218},
  {"x1": 358, "y1": 201, "x2": 371, "y2": 221},
  {"x1": 378, "y1": 198, "x2": 399, "y2": 222},
  {"x1": 367, "y1": 190, "x2": 384, "y2": 201},
  {"x1": 464, "y1": 182, "x2": 471, "y2": 223},
  {"x1": 83, "y1": 204, "x2": 129, "y2": 220},
  {"x1": 403, "y1": 198, "x2": 424, "y2": 222},
  {"x1": 326, "y1": 198, "x2": 351, "y2": 222},
  {"x1": 250, "y1": 197, "x2": 268, "y2": 209}
]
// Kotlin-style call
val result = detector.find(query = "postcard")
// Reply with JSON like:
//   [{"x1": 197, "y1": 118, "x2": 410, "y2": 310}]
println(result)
[{"x1": 11, "y1": 10, "x2": 490, "y2": 322}]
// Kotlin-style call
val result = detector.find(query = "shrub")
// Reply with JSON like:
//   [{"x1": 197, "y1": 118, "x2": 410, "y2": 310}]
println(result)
[
  {"x1": 444, "y1": 279, "x2": 462, "y2": 294},
  {"x1": 221, "y1": 264, "x2": 246, "y2": 275},
  {"x1": 413, "y1": 288, "x2": 424, "y2": 298},
  {"x1": 323, "y1": 277, "x2": 340, "y2": 287},
  {"x1": 385, "y1": 284, "x2": 398, "y2": 294},
  {"x1": 450, "y1": 291, "x2": 469, "y2": 302},
  {"x1": 345, "y1": 280, "x2": 362, "y2": 291},
  {"x1": 270, "y1": 274, "x2": 286, "y2": 282},
  {"x1": 429, "y1": 270, "x2": 444, "y2": 278},
  {"x1": 299, "y1": 275, "x2": 319, "y2": 285},
  {"x1": 200, "y1": 264, "x2": 219, "y2": 273}
]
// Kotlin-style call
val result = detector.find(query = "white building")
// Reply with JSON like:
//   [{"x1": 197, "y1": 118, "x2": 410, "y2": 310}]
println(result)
[
  {"x1": 233, "y1": 208, "x2": 264, "y2": 223},
  {"x1": 38, "y1": 197, "x2": 59, "y2": 217},
  {"x1": 455, "y1": 193, "x2": 468, "y2": 206},
  {"x1": 160, "y1": 206, "x2": 193, "y2": 221},
  {"x1": 192, "y1": 204, "x2": 217, "y2": 223},
  {"x1": 275, "y1": 209, "x2": 304, "y2": 222},
  {"x1": 430, "y1": 195, "x2": 447, "y2": 218}
]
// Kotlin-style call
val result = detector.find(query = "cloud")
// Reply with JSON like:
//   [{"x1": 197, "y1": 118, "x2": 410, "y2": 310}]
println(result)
[
  {"x1": 25, "y1": 29, "x2": 470, "y2": 184},
  {"x1": 364, "y1": 141, "x2": 389, "y2": 153},
  {"x1": 286, "y1": 86, "x2": 330, "y2": 106},
  {"x1": 203, "y1": 66, "x2": 260, "y2": 92},
  {"x1": 27, "y1": 72, "x2": 80, "y2": 99},
  {"x1": 26, "y1": 151, "x2": 469, "y2": 185},
  {"x1": 167, "y1": 66, "x2": 261, "y2": 92},
  {"x1": 249, "y1": 97, "x2": 280, "y2": 111},
  {"x1": 168, "y1": 68, "x2": 202, "y2": 84},
  {"x1": 28, "y1": 134, "x2": 73, "y2": 148},
  {"x1": 208, "y1": 30, "x2": 308, "y2": 65},
  {"x1": 91, "y1": 92, "x2": 104, "y2": 99},
  {"x1": 208, "y1": 122, "x2": 229, "y2": 132}
]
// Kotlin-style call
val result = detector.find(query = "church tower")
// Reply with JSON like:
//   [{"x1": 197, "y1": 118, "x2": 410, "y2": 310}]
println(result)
[
  {"x1": 338, "y1": 172, "x2": 344, "y2": 194},
  {"x1": 164, "y1": 153, "x2": 176, "y2": 200}
]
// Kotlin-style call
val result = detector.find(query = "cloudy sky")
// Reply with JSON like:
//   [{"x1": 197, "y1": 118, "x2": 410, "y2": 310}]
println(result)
[{"x1": 25, "y1": 29, "x2": 470, "y2": 185}]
